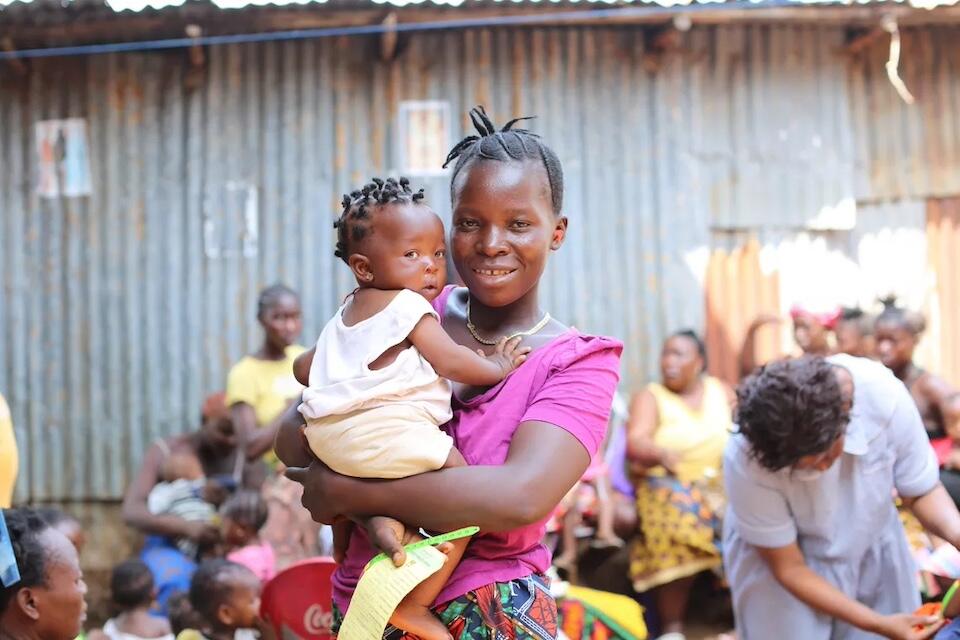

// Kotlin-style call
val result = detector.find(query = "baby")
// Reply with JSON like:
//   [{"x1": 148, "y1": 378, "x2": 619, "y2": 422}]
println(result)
[
  {"x1": 148, "y1": 453, "x2": 230, "y2": 559},
  {"x1": 282, "y1": 177, "x2": 527, "y2": 640}
]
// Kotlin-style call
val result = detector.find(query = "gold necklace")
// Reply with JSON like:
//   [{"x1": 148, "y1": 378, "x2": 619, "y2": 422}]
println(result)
[{"x1": 466, "y1": 296, "x2": 552, "y2": 346}]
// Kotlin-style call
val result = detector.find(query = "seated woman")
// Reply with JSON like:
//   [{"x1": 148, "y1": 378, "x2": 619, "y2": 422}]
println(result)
[
  {"x1": 626, "y1": 330, "x2": 733, "y2": 640},
  {"x1": 122, "y1": 394, "x2": 264, "y2": 613},
  {"x1": 874, "y1": 300, "x2": 960, "y2": 505},
  {"x1": 724, "y1": 355, "x2": 960, "y2": 639},
  {"x1": 0, "y1": 508, "x2": 89, "y2": 640}
]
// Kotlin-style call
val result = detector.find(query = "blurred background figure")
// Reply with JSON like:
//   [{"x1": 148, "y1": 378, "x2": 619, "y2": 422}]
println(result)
[
  {"x1": 875, "y1": 299, "x2": 960, "y2": 507},
  {"x1": 626, "y1": 331, "x2": 733, "y2": 639},
  {"x1": 834, "y1": 307, "x2": 876, "y2": 358}
]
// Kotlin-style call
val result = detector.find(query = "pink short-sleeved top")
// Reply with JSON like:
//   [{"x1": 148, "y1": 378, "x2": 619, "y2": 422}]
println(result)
[{"x1": 331, "y1": 286, "x2": 623, "y2": 611}]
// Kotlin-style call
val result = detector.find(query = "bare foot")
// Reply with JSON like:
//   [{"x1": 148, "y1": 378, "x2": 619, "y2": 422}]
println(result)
[
  {"x1": 590, "y1": 533, "x2": 625, "y2": 549},
  {"x1": 390, "y1": 602, "x2": 451, "y2": 640}
]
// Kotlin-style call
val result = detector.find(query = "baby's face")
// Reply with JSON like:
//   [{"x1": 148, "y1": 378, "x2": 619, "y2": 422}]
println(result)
[{"x1": 357, "y1": 204, "x2": 447, "y2": 301}]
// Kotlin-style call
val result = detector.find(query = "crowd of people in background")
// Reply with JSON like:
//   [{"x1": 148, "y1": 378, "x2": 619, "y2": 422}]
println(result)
[
  {"x1": 3, "y1": 105, "x2": 960, "y2": 640},
  {"x1": 4, "y1": 290, "x2": 960, "y2": 640},
  {"x1": 541, "y1": 298, "x2": 960, "y2": 639}
]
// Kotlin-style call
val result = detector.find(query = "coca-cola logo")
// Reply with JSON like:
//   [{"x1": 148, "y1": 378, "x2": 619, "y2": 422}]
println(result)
[{"x1": 303, "y1": 604, "x2": 333, "y2": 636}]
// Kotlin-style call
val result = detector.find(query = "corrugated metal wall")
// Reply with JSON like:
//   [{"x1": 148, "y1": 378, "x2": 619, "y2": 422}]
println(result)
[
  {"x1": 927, "y1": 198, "x2": 960, "y2": 386},
  {"x1": 850, "y1": 27, "x2": 960, "y2": 202},
  {"x1": 2, "y1": 23, "x2": 959, "y2": 501}
]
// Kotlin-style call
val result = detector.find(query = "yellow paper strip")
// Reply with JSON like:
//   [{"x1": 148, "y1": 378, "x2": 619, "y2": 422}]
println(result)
[{"x1": 338, "y1": 544, "x2": 446, "y2": 640}]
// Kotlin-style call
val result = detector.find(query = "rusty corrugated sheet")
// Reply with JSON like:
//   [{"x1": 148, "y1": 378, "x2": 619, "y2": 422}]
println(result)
[
  {"x1": 2, "y1": 24, "x2": 958, "y2": 501},
  {"x1": 850, "y1": 28, "x2": 960, "y2": 202},
  {"x1": 927, "y1": 198, "x2": 960, "y2": 387},
  {"x1": 705, "y1": 236, "x2": 781, "y2": 385}
]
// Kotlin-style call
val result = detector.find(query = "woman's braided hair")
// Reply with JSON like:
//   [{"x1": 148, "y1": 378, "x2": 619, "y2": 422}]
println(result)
[
  {"x1": 333, "y1": 177, "x2": 425, "y2": 263},
  {"x1": 443, "y1": 105, "x2": 564, "y2": 215}
]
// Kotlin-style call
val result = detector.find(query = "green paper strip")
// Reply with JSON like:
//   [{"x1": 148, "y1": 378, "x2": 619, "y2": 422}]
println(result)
[
  {"x1": 366, "y1": 526, "x2": 479, "y2": 569},
  {"x1": 942, "y1": 580, "x2": 960, "y2": 616}
]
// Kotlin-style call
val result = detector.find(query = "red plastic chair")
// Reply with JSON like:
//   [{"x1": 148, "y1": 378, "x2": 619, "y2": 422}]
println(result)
[{"x1": 261, "y1": 558, "x2": 337, "y2": 640}]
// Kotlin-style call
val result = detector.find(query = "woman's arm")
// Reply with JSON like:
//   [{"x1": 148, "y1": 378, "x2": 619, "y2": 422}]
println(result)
[
  {"x1": 740, "y1": 315, "x2": 780, "y2": 378},
  {"x1": 285, "y1": 413, "x2": 591, "y2": 532},
  {"x1": 121, "y1": 442, "x2": 217, "y2": 542},
  {"x1": 625, "y1": 390, "x2": 677, "y2": 473},
  {"x1": 903, "y1": 483, "x2": 960, "y2": 549},
  {"x1": 922, "y1": 375, "x2": 960, "y2": 442},
  {"x1": 756, "y1": 543, "x2": 942, "y2": 640},
  {"x1": 232, "y1": 402, "x2": 289, "y2": 460}
]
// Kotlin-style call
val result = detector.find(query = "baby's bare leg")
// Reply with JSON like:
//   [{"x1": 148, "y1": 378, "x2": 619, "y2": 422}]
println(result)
[
  {"x1": 389, "y1": 448, "x2": 469, "y2": 640},
  {"x1": 331, "y1": 517, "x2": 353, "y2": 564}
]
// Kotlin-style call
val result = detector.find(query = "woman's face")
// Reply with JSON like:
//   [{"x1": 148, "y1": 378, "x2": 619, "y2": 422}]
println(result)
[
  {"x1": 35, "y1": 528, "x2": 88, "y2": 640},
  {"x1": 660, "y1": 336, "x2": 703, "y2": 393},
  {"x1": 200, "y1": 415, "x2": 238, "y2": 456},
  {"x1": 260, "y1": 293, "x2": 303, "y2": 351},
  {"x1": 875, "y1": 320, "x2": 916, "y2": 372},
  {"x1": 793, "y1": 435, "x2": 845, "y2": 472},
  {"x1": 793, "y1": 315, "x2": 829, "y2": 353},
  {"x1": 450, "y1": 160, "x2": 566, "y2": 309},
  {"x1": 792, "y1": 366, "x2": 854, "y2": 473},
  {"x1": 834, "y1": 319, "x2": 872, "y2": 358}
]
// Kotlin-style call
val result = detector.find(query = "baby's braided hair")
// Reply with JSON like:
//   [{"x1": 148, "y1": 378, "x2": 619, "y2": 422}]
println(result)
[
  {"x1": 333, "y1": 176, "x2": 426, "y2": 263},
  {"x1": 443, "y1": 105, "x2": 564, "y2": 215}
]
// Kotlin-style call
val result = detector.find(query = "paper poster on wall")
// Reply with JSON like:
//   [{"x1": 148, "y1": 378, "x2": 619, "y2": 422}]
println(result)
[
  {"x1": 35, "y1": 118, "x2": 92, "y2": 198},
  {"x1": 398, "y1": 101, "x2": 450, "y2": 176}
]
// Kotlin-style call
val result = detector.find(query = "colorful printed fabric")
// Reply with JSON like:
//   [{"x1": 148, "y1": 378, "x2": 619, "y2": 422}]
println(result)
[
  {"x1": 333, "y1": 574, "x2": 557, "y2": 640},
  {"x1": 557, "y1": 586, "x2": 647, "y2": 640},
  {"x1": 629, "y1": 475, "x2": 723, "y2": 593}
]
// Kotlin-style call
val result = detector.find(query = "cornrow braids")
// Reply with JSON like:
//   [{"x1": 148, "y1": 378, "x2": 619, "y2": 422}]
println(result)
[
  {"x1": 443, "y1": 105, "x2": 564, "y2": 215},
  {"x1": 333, "y1": 176, "x2": 426, "y2": 263}
]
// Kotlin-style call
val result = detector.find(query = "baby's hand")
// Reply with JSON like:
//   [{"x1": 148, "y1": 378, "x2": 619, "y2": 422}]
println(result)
[{"x1": 482, "y1": 337, "x2": 532, "y2": 378}]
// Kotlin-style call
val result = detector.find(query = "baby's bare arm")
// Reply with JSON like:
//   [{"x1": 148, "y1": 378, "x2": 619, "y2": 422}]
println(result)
[{"x1": 408, "y1": 315, "x2": 528, "y2": 385}]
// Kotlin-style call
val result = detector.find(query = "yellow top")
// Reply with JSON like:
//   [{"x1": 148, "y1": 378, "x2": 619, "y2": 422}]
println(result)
[
  {"x1": 648, "y1": 377, "x2": 732, "y2": 484},
  {"x1": 0, "y1": 393, "x2": 18, "y2": 508},
  {"x1": 226, "y1": 345, "x2": 306, "y2": 427}
]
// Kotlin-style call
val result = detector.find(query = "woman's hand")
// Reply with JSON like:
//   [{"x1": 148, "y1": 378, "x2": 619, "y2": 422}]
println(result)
[
  {"x1": 869, "y1": 613, "x2": 943, "y2": 640},
  {"x1": 362, "y1": 516, "x2": 454, "y2": 568},
  {"x1": 182, "y1": 520, "x2": 221, "y2": 546},
  {"x1": 284, "y1": 461, "x2": 350, "y2": 525},
  {"x1": 659, "y1": 448, "x2": 682, "y2": 475}
]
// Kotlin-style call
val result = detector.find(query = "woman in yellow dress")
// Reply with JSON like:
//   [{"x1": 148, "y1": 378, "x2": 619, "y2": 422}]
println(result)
[
  {"x1": 0, "y1": 392, "x2": 17, "y2": 507},
  {"x1": 226, "y1": 284, "x2": 306, "y2": 463},
  {"x1": 226, "y1": 283, "x2": 317, "y2": 567},
  {"x1": 627, "y1": 330, "x2": 733, "y2": 640}
]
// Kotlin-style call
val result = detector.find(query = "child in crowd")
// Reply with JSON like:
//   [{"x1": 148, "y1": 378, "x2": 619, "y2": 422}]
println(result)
[
  {"x1": 167, "y1": 593, "x2": 205, "y2": 638},
  {"x1": 281, "y1": 177, "x2": 528, "y2": 640},
  {"x1": 551, "y1": 454, "x2": 624, "y2": 576},
  {"x1": 220, "y1": 491, "x2": 275, "y2": 583},
  {"x1": 36, "y1": 506, "x2": 86, "y2": 552},
  {"x1": 89, "y1": 560, "x2": 173, "y2": 640},
  {"x1": 174, "y1": 559, "x2": 273, "y2": 640},
  {"x1": 148, "y1": 453, "x2": 229, "y2": 559}
]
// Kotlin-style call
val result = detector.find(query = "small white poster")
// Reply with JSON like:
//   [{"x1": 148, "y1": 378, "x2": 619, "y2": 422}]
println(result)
[
  {"x1": 398, "y1": 100, "x2": 451, "y2": 176},
  {"x1": 35, "y1": 118, "x2": 92, "y2": 198}
]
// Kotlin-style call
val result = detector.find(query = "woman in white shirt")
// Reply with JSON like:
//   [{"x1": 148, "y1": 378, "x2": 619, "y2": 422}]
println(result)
[{"x1": 723, "y1": 355, "x2": 960, "y2": 640}]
